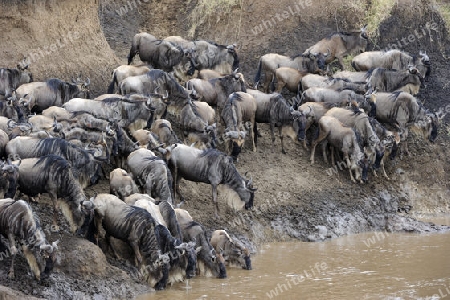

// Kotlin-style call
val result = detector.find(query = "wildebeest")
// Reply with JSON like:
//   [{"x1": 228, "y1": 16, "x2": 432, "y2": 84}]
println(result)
[
  {"x1": 198, "y1": 69, "x2": 224, "y2": 80},
  {"x1": 301, "y1": 74, "x2": 366, "y2": 93},
  {"x1": 366, "y1": 66, "x2": 425, "y2": 95},
  {"x1": 175, "y1": 208, "x2": 227, "y2": 278},
  {"x1": 272, "y1": 67, "x2": 308, "y2": 94},
  {"x1": 310, "y1": 116, "x2": 367, "y2": 183},
  {"x1": 5, "y1": 137, "x2": 103, "y2": 189},
  {"x1": 133, "y1": 199, "x2": 197, "y2": 281},
  {"x1": 127, "y1": 33, "x2": 194, "y2": 74},
  {"x1": 303, "y1": 25, "x2": 368, "y2": 70},
  {"x1": 372, "y1": 91, "x2": 444, "y2": 155},
  {"x1": 332, "y1": 70, "x2": 368, "y2": 82},
  {"x1": 160, "y1": 143, "x2": 256, "y2": 218},
  {"x1": 210, "y1": 230, "x2": 252, "y2": 270},
  {"x1": 63, "y1": 94, "x2": 156, "y2": 130},
  {"x1": 254, "y1": 52, "x2": 327, "y2": 92},
  {"x1": 301, "y1": 87, "x2": 356, "y2": 106},
  {"x1": 83, "y1": 193, "x2": 171, "y2": 289},
  {"x1": 0, "y1": 117, "x2": 32, "y2": 139},
  {"x1": 107, "y1": 64, "x2": 151, "y2": 94},
  {"x1": 127, "y1": 148, "x2": 174, "y2": 203},
  {"x1": 17, "y1": 77, "x2": 90, "y2": 113},
  {"x1": 110, "y1": 168, "x2": 139, "y2": 200},
  {"x1": 351, "y1": 49, "x2": 431, "y2": 80},
  {"x1": 221, "y1": 92, "x2": 257, "y2": 160},
  {"x1": 268, "y1": 94, "x2": 305, "y2": 154},
  {"x1": 16, "y1": 155, "x2": 90, "y2": 233},
  {"x1": 0, "y1": 159, "x2": 20, "y2": 199},
  {"x1": 0, "y1": 61, "x2": 33, "y2": 97},
  {"x1": 0, "y1": 199, "x2": 59, "y2": 281}
]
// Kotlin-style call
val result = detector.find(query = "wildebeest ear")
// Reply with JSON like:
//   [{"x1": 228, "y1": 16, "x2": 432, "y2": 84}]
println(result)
[{"x1": 195, "y1": 246, "x2": 202, "y2": 254}]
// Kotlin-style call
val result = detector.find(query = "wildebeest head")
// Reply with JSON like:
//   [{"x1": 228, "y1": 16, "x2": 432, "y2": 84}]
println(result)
[
  {"x1": 290, "y1": 107, "x2": 306, "y2": 142},
  {"x1": 223, "y1": 129, "x2": 246, "y2": 162},
  {"x1": 357, "y1": 153, "x2": 370, "y2": 183},
  {"x1": 34, "y1": 240, "x2": 60, "y2": 281},
  {"x1": 308, "y1": 49, "x2": 329, "y2": 72},
  {"x1": 2, "y1": 159, "x2": 20, "y2": 198},
  {"x1": 418, "y1": 50, "x2": 431, "y2": 80},
  {"x1": 16, "y1": 59, "x2": 33, "y2": 83},
  {"x1": 243, "y1": 174, "x2": 256, "y2": 209},
  {"x1": 70, "y1": 75, "x2": 90, "y2": 99},
  {"x1": 174, "y1": 240, "x2": 197, "y2": 279},
  {"x1": 412, "y1": 109, "x2": 445, "y2": 143}
]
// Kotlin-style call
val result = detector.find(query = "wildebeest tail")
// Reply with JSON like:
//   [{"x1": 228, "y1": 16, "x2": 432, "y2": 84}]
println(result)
[
  {"x1": 107, "y1": 70, "x2": 117, "y2": 94},
  {"x1": 351, "y1": 60, "x2": 360, "y2": 71},
  {"x1": 253, "y1": 59, "x2": 262, "y2": 89}
]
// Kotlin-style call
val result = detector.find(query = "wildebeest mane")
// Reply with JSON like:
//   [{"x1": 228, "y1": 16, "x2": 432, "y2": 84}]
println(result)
[{"x1": 37, "y1": 138, "x2": 91, "y2": 163}]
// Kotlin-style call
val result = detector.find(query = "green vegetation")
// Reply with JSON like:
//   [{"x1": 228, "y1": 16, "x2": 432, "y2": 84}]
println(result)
[
  {"x1": 187, "y1": 0, "x2": 241, "y2": 38},
  {"x1": 435, "y1": 1, "x2": 450, "y2": 31},
  {"x1": 364, "y1": 0, "x2": 398, "y2": 40}
]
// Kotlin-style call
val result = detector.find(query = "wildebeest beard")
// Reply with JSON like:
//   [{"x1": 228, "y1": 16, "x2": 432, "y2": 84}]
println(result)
[
  {"x1": 429, "y1": 120, "x2": 438, "y2": 142},
  {"x1": 230, "y1": 141, "x2": 241, "y2": 161}
]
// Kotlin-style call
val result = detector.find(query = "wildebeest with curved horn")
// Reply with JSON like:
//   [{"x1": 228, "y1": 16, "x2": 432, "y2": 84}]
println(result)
[
  {"x1": 83, "y1": 193, "x2": 171, "y2": 290},
  {"x1": 16, "y1": 77, "x2": 90, "y2": 113},
  {"x1": 210, "y1": 229, "x2": 252, "y2": 270},
  {"x1": 5, "y1": 137, "x2": 103, "y2": 189},
  {"x1": 0, "y1": 198, "x2": 59, "y2": 281},
  {"x1": 351, "y1": 49, "x2": 431, "y2": 80},
  {"x1": 303, "y1": 25, "x2": 368, "y2": 70},
  {"x1": 159, "y1": 143, "x2": 256, "y2": 218},
  {"x1": 127, "y1": 148, "x2": 174, "y2": 204},
  {"x1": 16, "y1": 155, "x2": 90, "y2": 233},
  {"x1": 254, "y1": 52, "x2": 328, "y2": 92}
]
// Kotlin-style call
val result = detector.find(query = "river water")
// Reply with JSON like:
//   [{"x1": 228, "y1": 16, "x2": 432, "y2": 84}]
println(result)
[{"x1": 137, "y1": 216, "x2": 450, "y2": 300}]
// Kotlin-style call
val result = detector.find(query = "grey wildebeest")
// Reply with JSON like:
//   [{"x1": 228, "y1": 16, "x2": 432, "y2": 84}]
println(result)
[
  {"x1": 272, "y1": 67, "x2": 308, "y2": 94},
  {"x1": 0, "y1": 159, "x2": 20, "y2": 199},
  {"x1": 63, "y1": 94, "x2": 156, "y2": 131},
  {"x1": 16, "y1": 155, "x2": 90, "y2": 233},
  {"x1": 175, "y1": 208, "x2": 227, "y2": 278},
  {"x1": 210, "y1": 229, "x2": 252, "y2": 270},
  {"x1": 5, "y1": 137, "x2": 103, "y2": 189},
  {"x1": 301, "y1": 87, "x2": 357, "y2": 106},
  {"x1": 254, "y1": 52, "x2": 327, "y2": 92},
  {"x1": 0, "y1": 61, "x2": 33, "y2": 97},
  {"x1": 83, "y1": 193, "x2": 171, "y2": 290},
  {"x1": 301, "y1": 74, "x2": 366, "y2": 93},
  {"x1": 324, "y1": 107, "x2": 383, "y2": 172},
  {"x1": 127, "y1": 148, "x2": 174, "y2": 203},
  {"x1": 310, "y1": 116, "x2": 367, "y2": 183},
  {"x1": 133, "y1": 199, "x2": 198, "y2": 281},
  {"x1": 0, "y1": 199, "x2": 59, "y2": 281},
  {"x1": 303, "y1": 25, "x2": 368, "y2": 70},
  {"x1": 127, "y1": 33, "x2": 195, "y2": 75},
  {"x1": 372, "y1": 91, "x2": 444, "y2": 156},
  {"x1": 17, "y1": 77, "x2": 90, "y2": 113},
  {"x1": 220, "y1": 92, "x2": 257, "y2": 161},
  {"x1": 107, "y1": 64, "x2": 151, "y2": 94},
  {"x1": 332, "y1": 70, "x2": 368, "y2": 82},
  {"x1": 351, "y1": 49, "x2": 431, "y2": 80},
  {"x1": 110, "y1": 168, "x2": 140, "y2": 200},
  {"x1": 366, "y1": 66, "x2": 425, "y2": 95},
  {"x1": 160, "y1": 143, "x2": 256, "y2": 218}
]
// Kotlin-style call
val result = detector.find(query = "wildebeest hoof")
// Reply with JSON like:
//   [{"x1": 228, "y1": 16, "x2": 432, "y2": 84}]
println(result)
[{"x1": 282, "y1": 149, "x2": 287, "y2": 155}]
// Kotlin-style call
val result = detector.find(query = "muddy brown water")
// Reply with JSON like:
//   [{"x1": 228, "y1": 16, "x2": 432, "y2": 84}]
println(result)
[{"x1": 137, "y1": 217, "x2": 450, "y2": 300}]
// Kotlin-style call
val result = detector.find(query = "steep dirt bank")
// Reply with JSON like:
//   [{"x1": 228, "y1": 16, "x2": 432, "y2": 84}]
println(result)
[{"x1": 0, "y1": 0, "x2": 449, "y2": 299}]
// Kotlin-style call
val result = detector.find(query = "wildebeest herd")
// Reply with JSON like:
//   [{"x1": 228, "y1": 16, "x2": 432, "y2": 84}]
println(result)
[{"x1": 0, "y1": 24, "x2": 445, "y2": 290}]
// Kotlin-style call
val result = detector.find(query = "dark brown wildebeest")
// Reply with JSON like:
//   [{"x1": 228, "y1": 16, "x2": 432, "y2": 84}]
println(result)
[
  {"x1": 266, "y1": 94, "x2": 305, "y2": 154},
  {"x1": 220, "y1": 92, "x2": 257, "y2": 161},
  {"x1": 372, "y1": 91, "x2": 445, "y2": 156},
  {"x1": 107, "y1": 64, "x2": 151, "y2": 94},
  {"x1": 83, "y1": 193, "x2": 171, "y2": 290},
  {"x1": 0, "y1": 199, "x2": 59, "y2": 281},
  {"x1": 366, "y1": 66, "x2": 425, "y2": 95},
  {"x1": 303, "y1": 25, "x2": 368, "y2": 70},
  {"x1": 159, "y1": 143, "x2": 256, "y2": 218},
  {"x1": 254, "y1": 52, "x2": 328, "y2": 92},
  {"x1": 310, "y1": 115, "x2": 368, "y2": 183},
  {"x1": 352, "y1": 49, "x2": 431, "y2": 80},
  {"x1": 127, "y1": 32, "x2": 157, "y2": 63},
  {"x1": 210, "y1": 229, "x2": 252, "y2": 270},
  {"x1": 0, "y1": 60, "x2": 33, "y2": 97}
]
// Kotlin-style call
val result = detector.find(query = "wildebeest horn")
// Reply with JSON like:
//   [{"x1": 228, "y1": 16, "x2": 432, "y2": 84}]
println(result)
[
  {"x1": 82, "y1": 200, "x2": 94, "y2": 210},
  {"x1": 7, "y1": 119, "x2": 16, "y2": 128},
  {"x1": 40, "y1": 244, "x2": 53, "y2": 253},
  {"x1": 84, "y1": 77, "x2": 90, "y2": 87},
  {"x1": 52, "y1": 240, "x2": 60, "y2": 251}
]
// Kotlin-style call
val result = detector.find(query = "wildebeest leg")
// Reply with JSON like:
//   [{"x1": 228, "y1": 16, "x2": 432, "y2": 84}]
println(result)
[
  {"x1": 105, "y1": 233, "x2": 120, "y2": 260},
  {"x1": 278, "y1": 125, "x2": 286, "y2": 154},
  {"x1": 7, "y1": 234, "x2": 17, "y2": 279},
  {"x1": 173, "y1": 168, "x2": 185, "y2": 205},
  {"x1": 22, "y1": 244, "x2": 40, "y2": 281},
  {"x1": 345, "y1": 154, "x2": 356, "y2": 183},
  {"x1": 269, "y1": 122, "x2": 276, "y2": 148},
  {"x1": 212, "y1": 184, "x2": 220, "y2": 219},
  {"x1": 381, "y1": 157, "x2": 390, "y2": 180},
  {"x1": 129, "y1": 239, "x2": 142, "y2": 267},
  {"x1": 49, "y1": 192, "x2": 59, "y2": 232},
  {"x1": 310, "y1": 125, "x2": 328, "y2": 165}
]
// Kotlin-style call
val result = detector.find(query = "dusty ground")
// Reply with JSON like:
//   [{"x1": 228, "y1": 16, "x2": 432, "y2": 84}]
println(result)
[{"x1": 0, "y1": 0, "x2": 450, "y2": 299}]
